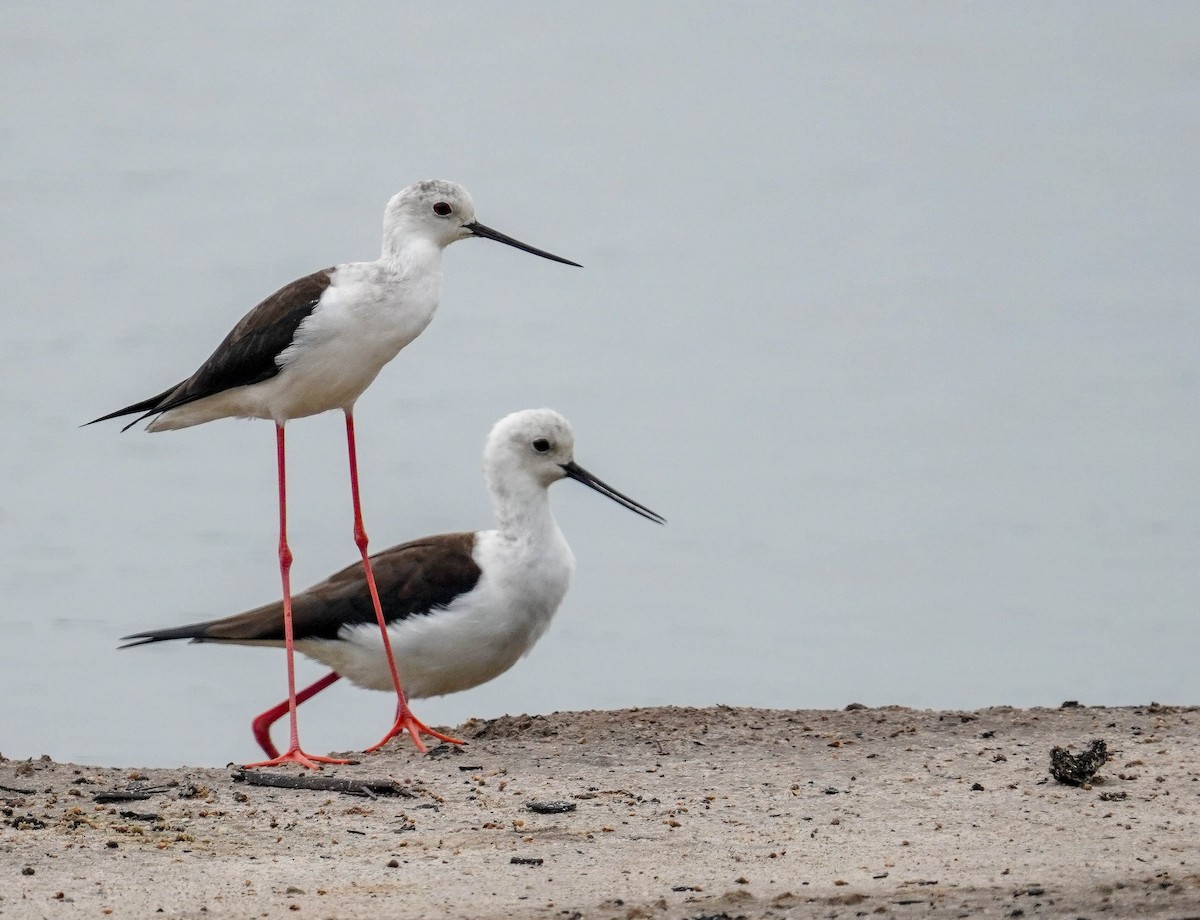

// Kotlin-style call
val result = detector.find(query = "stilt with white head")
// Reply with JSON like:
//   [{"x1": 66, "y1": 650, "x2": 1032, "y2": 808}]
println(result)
[{"x1": 119, "y1": 410, "x2": 664, "y2": 761}]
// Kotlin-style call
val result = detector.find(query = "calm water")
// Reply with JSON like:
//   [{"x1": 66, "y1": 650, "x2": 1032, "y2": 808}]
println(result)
[{"x1": 1, "y1": 3, "x2": 1196, "y2": 767}]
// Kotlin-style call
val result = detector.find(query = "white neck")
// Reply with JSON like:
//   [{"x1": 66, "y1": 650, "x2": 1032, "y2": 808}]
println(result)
[
  {"x1": 383, "y1": 225, "x2": 442, "y2": 265},
  {"x1": 488, "y1": 471, "x2": 560, "y2": 545},
  {"x1": 481, "y1": 470, "x2": 574, "y2": 638}
]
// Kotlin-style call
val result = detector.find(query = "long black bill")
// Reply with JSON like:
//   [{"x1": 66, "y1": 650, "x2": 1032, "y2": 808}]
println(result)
[
  {"x1": 466, "y1": 221, "x2": 582, "y2": 267},
  {"x1": 561, "y1": 461, "x2": 665, "y2": 524}
]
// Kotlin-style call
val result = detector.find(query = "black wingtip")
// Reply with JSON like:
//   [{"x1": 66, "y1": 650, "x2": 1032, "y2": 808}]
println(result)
[
  {"x1": 81, "y1": 412, "x2": 148, "y2": 431},
  {"x1": 86, "y1": 406, "x2": 160, "y2": 431},
  {"x1": 85, "y1": 381, "x2": 184, "y2": 430},
  {"x1": 120, "y1": 411, "x2": 156, "y2": 432},
  {"x1": 118, "y1": 624, "x2": 206, "y2": 648},
  {"x1": 83, "y1": 408, "x2": 128, "y2": 428}
]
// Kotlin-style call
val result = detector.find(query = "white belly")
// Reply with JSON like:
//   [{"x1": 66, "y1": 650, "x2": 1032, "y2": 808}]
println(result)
[
  {"x1": 295, "y1": 607, "x2": 543, "y2": 698},
  {"x1": 295, "y1": 547, "x2": 571, "y2": 698}
]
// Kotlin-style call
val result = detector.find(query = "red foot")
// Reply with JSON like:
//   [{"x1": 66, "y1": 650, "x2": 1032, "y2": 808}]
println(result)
[
  {"x1": 365, "y1": 709, "x2": 465, "y2": 754},
  {"x1": 243, "y1": 746, "x2": 352, "y2": 770}
]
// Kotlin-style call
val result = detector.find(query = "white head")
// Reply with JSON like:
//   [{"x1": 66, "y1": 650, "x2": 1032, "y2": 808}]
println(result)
[
  {"x1": 485, "y1": 409, "x2": 576, "y2": 491},
  {"x1": 383, "y1": 180, "x2": 477, "y2": 250},
  {"x1": 483, "y1": 409, "x2": 664, "y2": 525},
  {"x1": 382, "y1": 181, "x2": 581, "y2": 266}
]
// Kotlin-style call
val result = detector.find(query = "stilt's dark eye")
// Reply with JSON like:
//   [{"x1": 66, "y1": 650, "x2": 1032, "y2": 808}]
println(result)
[
  {"x1": 433, "y1": 202, "x2": 452, "y2": 216},
  {"x1": 532, "y1": 438, "x2": 551, "y2": 453}
]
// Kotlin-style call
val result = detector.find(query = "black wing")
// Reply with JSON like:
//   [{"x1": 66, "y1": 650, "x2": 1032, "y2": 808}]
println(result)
[
  {"x1": 120, "y1": 532, "x2": 482, "y2": 647},
  {"x1": 88, "y1": 268, "x2": 334, "y2": 427}
]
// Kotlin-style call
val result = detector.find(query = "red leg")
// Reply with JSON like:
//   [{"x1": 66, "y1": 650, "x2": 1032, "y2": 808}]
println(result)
[
  {"x1": 251, "y1": 671, "x2": 343, "y2": 759},
  {"x1": 345, "y1": 410, "x2": 464, "y2": 753},
  {"x1": 245, "y1": 423, "x2": 350, "y2": 770}
]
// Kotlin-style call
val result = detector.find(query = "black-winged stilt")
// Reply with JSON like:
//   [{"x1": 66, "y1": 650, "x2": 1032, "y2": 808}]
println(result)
[
  {"x1": 120, "y1": 409, "x2": 664, "y2": 761},
  {"x1": 90, "y1": 182, "x2": 580, "y2": 768}
]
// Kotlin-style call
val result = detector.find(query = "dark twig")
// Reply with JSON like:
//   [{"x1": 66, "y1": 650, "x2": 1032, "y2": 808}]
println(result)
[
  {"x1": 0, "y1": 783, "x2": 36, "y2": 795},
  {"x1": 93, "y1": 785, "x2": 173, "y2": 803},
  {"x1": 231, "y1": 770, "x2": 414, "y2": 798}
]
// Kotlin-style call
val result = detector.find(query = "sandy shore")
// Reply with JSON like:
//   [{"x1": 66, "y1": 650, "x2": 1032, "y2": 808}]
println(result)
[{"x1": 2, "y1": 704, "x2": 1197, "y2": 919}]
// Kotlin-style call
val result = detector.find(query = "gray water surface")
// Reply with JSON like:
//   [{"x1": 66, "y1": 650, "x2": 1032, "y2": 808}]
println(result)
[{"x1": 1, "y1": 3, "x2": 1196, "y2": 767}]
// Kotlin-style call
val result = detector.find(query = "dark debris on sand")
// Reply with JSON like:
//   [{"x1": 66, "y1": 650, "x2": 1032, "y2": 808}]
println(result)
[{"x1": 1049, "y1": 739, "x2": 1108, "y2": 786}]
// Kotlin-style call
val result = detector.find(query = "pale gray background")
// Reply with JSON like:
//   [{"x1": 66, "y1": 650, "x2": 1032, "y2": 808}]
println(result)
[{"x1": 1, "y1": 2, "x2": 1196, "y2": 767}]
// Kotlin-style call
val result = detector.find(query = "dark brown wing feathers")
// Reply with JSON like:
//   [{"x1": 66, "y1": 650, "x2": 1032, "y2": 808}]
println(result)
[
  {"x1": 88, "y1": 269, "x2": 334, "y2": 426},
  {"x1": 120, "y1": 533, "x2": 481, "y2": 647}
]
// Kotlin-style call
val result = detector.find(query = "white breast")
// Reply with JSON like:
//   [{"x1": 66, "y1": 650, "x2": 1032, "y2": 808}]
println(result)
[
  {"x1": 148, "y1": 257, "x2": 443, "y2": 429},
  {"x1": 271, "y1": 261, "x2": 441, "y2": 417}
]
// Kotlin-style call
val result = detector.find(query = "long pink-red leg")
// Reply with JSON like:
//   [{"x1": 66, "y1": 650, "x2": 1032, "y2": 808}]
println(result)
[
  {"x1": 244, "y1": 423, "x2": 350, "y2": 769},
  {"x1": 251, "y1": 671, "x2": 343, "y2": 759},
  {"x1": 344, "y1": 409, "x2": 462, "y2": 753}
]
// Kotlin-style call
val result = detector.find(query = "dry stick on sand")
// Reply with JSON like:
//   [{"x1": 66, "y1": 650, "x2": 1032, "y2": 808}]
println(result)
[{"x1": 230, "y1": 770, "x2": 415, "y2": 798}]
